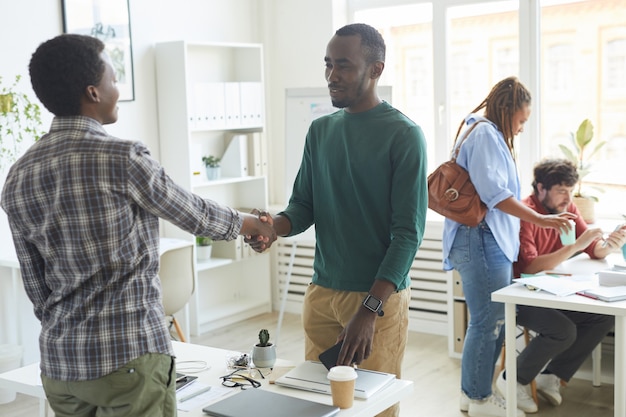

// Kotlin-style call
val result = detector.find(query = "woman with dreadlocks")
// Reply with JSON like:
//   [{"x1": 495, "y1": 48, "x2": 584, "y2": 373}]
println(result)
[{"x1": 441, "y1": 76, "x2": 575, "y2": 417}]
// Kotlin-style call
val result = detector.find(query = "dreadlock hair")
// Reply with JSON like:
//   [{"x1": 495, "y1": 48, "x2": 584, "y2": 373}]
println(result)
[
  {"x1": 454, "y1": 76, "x2": 531, "y2": 155},
  {"x1": 531, "y1": 158, "x2": 579, "y2": 194},
  {"x1": 335, "y1": 23, "x2": 386, "y2": 64}
]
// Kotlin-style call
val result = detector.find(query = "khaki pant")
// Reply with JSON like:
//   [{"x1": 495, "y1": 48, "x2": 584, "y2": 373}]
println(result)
[
  {"x1": 303, "y1": 284, "x2": 410, "y2": 417},
  {"x1": 41, "y1": 353, "x2": 177, "y2": 417}
]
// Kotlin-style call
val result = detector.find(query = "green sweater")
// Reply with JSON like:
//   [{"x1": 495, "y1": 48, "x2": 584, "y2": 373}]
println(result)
[{"x1": 281, "y1": 101, "x2": 428, "y2": 292}]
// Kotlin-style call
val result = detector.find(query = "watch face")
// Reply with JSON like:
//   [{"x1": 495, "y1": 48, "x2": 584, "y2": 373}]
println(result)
[{"x1": 364, "y1": 295, "x2": 381, "y2": 310}]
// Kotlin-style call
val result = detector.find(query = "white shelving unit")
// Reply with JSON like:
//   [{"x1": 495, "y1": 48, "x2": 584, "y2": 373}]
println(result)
[{"x1": 155, "y1": 40, "x2": 271, "y2": 336}]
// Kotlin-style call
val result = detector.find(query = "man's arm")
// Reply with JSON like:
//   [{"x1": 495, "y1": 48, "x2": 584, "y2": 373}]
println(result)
[
  {"x1": 521, "y1": 235, "x2": 592, "y2": 274},
  {"x1": 336, "y1": 279, "x2": 396, "y2": 365}
]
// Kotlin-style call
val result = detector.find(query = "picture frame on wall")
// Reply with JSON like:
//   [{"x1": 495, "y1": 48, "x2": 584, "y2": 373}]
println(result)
[{"x1": 62, "y1": 0, "x2": 135, "y2": 101}]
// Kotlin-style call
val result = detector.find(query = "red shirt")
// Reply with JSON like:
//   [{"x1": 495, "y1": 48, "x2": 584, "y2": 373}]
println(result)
[{"x1": 514, "y1": 194, "x2": 601, "y2": 277}]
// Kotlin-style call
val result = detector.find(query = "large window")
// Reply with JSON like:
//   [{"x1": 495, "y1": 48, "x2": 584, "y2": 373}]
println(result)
[
  {"x1": 350, "y1": 0, "x2": 626, "y2": 219},
  {"x1": 539, "y1": 0, "x2": 626, "y2": 216},
  {"x1": 354, "y1": 3, "x2": 435, "y2": 172}
]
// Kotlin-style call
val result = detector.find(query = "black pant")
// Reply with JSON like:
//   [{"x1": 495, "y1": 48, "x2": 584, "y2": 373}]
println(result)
[{"x1": 515, "y1": 305, "x2": 614, "y2": 385}]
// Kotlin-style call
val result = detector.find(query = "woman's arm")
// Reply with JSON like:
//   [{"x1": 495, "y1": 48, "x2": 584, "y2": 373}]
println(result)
[{"x1": 496, "y1": 196, "x2": 575, "y2": 233}]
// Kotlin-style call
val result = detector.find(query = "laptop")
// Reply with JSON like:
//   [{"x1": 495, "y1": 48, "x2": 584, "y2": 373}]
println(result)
[
  {"x1": 274, "y1": 360, "x2": 396, "y2": 399},
  {"x1": 202, "y1": 388, "x2": 339, "y2": 417}
]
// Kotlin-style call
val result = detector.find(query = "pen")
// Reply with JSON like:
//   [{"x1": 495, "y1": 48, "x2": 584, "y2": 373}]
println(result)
[
  {"x1": 544, "y1": 272, "x2": 572, "y2": 276},
  {"x1": 178, "y1": 386, "x2": 211, "y2": 403},
  {"x1": 576, "y1": 291, "x2": 598, "y2": 300}
]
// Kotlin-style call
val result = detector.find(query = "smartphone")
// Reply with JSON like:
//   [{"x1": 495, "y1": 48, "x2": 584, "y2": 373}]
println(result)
[
  {"x1": 318, "y1": 342, "x2": 357, "y2": 370},
  {"x1": 602, "y1": 223, "x2": 626, "y2": 247},
  {"x1": 175, "y1": 373, "x2": 198, "y2": 391}
]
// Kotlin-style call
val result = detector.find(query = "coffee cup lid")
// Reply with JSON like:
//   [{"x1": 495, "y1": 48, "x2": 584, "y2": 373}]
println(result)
[{"x1": 327, "y1": 366, "x2": 358, "y2": 381}]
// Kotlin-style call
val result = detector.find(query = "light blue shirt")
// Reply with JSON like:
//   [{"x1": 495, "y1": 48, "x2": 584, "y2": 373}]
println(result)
[{"x1": 442, "y1": 114, "x2": 521, "y2": 270}]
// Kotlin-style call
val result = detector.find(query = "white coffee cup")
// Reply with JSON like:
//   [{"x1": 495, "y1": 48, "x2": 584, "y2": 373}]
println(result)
[{"x1": 327, "y1": 366, "x2": 358, "y2": 409}]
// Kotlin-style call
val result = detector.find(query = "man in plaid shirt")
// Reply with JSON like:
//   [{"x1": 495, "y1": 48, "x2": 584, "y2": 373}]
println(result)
[{"x1": 1, "y1": 34, "x2": 274, "y2": 417}]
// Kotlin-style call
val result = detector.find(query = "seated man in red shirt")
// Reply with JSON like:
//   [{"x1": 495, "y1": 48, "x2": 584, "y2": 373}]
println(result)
[{"x1": 497, "y1": 158, "x2": 624, "y2": 413}]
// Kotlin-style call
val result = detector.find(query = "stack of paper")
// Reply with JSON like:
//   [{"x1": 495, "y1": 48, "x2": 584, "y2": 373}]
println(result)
[
  {"x1": 598, "y1": 269, "x2": 626, "y2": 286},
  {"x1": 515, "y1": 274, "x2": 595, "y2": 297}
]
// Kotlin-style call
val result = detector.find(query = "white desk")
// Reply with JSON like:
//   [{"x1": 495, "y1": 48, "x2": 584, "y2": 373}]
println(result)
[
  {"x1": 0, "y1": 237, "x2": 192, "y2": 363},
  {"x1": 492, "y1": 255, "x2": 626, "y2": 417},
  {"x1": 0, "y1": 341, "x2": 413, "y2": 417}
]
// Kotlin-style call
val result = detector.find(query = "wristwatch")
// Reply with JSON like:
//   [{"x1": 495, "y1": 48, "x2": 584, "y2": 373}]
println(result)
[{"x1": 362, "y1": 294, "x2": 384, "y2": 317}]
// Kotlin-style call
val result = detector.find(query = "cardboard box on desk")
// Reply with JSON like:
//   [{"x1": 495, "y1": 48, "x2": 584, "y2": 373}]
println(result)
[{"x1": 598, "y1": 269, "x2": 626, "y2": 286}]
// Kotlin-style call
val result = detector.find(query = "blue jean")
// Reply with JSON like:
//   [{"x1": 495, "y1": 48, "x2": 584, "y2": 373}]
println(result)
[{"x1": 448, "y1": 221, "x2": 511, "y2": 400}]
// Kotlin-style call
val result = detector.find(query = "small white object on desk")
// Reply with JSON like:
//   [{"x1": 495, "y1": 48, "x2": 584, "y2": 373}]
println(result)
[
  {"x1": 598, "y1": 268, "x2": 626, "y2": 286},
  {"x1": 176, "y1": 382, "x2": 230, "y2": 412}
]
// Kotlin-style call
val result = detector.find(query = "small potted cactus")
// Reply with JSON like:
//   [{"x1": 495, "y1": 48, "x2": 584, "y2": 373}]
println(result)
[{"x1": 251, "y1": 328, "x2": 276, "y2": 368}]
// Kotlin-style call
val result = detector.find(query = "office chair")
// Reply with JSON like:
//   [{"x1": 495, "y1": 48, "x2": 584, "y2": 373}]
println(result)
[{"x1": 159, "y1": 240, "x2": 195, "y2": 343}]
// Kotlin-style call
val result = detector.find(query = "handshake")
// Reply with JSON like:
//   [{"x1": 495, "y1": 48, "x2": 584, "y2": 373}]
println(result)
[{"x1": 241, "y1": 209, "x2": 278, "y2": 253}]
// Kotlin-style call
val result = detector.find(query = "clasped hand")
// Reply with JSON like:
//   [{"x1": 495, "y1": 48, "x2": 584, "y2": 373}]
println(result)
[{"x1": 242, "y1": 209, "x2": 277, "y2": 253}]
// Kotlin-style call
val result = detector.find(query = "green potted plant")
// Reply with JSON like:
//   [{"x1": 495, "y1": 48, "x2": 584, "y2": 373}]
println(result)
[
  {"x1": 195, "y1": 236, "x2": 213, "y2": 261},
  {"x1": 558, "y1": 118, "x2": 606, "y2": 223},
  {"x1": 0, "y1": 75, "x2": 45, "y2": 172},
  {"x1": 202, "y1": 155, "x2": 221, "y2": 181},
  {"x1": 251, "y1": 328, "x2": 276, "y2": 368}
]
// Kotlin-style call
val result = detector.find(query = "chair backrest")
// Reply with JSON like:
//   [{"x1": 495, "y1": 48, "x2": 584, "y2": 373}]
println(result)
[{"x1": 159, "y1": 242, "x2": 195, "y2": 315}]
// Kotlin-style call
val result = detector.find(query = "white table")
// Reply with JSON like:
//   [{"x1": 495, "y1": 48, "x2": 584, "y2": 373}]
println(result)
[
  {"x1": 0, "y1": 341, "x2": 413, "y2": 417},
  {"x1": 492, "y1": 254, "x2": 626, "y2": 417}
]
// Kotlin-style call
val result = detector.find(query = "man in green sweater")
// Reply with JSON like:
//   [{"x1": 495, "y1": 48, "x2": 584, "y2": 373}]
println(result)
[{"x1": 251, "y1": 23, "x2": 427, "y2": 417}]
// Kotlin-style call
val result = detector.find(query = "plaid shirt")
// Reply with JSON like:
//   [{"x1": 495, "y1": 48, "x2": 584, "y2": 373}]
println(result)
[{"x1": 1, "y1": 116, "x2": 242, "y2": 380}]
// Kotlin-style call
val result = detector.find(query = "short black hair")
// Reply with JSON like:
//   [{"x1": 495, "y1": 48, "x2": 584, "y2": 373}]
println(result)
[
  {"x1": 335, "y1": 23, "x2": 385, "y2": 64},
  {"x1": 29, "y1": 34, "x2": 105, "y2": 116},
  {"x1": 532, "y1": 158, "x2": 579, "y2": 194}
]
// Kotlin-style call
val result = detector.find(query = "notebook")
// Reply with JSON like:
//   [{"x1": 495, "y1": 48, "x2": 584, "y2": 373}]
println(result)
[
  {"x1": 274, "y1": 360, "x2": 396, "y2": 399},
  {"x1": 202, "y1": 388, "x2": 339, "y2": 417},
  {"x1": 577, "y1": 286, "x2": 626, "y2": 302}
]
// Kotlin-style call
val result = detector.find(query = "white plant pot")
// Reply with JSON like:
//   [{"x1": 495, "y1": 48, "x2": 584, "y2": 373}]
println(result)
[
  {"x1": 252, "y1": 344, "x2": 276, "y2": 368},
  {"x1": 196, "y1": 245, "x2": 212, "y2": 261}
]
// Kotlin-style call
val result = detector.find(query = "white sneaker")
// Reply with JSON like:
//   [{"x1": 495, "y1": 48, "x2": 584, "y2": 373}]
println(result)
[
  {"x1": 468, "y1": 393, "x2": 525, "y2": 417},
  {"x1": 495, "y1": 370, "x2": 538, "y2": 413},
  {"x1": 535, "y1": 373, "x2": 562, "y2": 406},
  {"x1": 460, "y1": 391, "x2": 470, "y2": 412}
]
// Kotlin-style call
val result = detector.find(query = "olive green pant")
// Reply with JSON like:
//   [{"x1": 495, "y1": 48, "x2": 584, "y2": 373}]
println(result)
[
  {"x1": 41, "y1": 353, "x2": 177, "y2": 417},
  {"x1": 303, "y1": 284, "x2": 410, "y2": 417}
]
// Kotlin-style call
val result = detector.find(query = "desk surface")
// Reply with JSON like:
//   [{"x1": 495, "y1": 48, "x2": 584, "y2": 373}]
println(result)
[
  {"x1": 492, "y1": 282, "x2": 626, "y2": 315},
  {"x1": 494, "y1": 253, "x2": 626, "y2": 315},
  {"x1": 0, "y1": 341, "x2": 413, "y2": 417}
]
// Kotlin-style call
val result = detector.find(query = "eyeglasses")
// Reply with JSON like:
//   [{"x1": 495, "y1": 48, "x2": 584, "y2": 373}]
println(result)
[{"x1": 220, "y1": 369, "x2": 261, "y2": 390}]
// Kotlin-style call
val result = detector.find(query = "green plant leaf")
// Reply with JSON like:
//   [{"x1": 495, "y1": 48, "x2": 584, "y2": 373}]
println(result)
[{"x1": 575, "y1": 118, "x2": 594, "y2": 150}]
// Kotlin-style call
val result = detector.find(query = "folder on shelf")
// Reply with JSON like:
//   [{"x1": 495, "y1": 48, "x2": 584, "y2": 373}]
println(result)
[
  {"x1": 194, "y1": 82, "x2": 226, "y2": 129},
  {"x1": 224, "y1": 82, "x2": 241, "y2": 127},
  {"x1": 221, "y1": 134, "x2": 249, "y2": 177},
  {"x1": 239, "y1": 81, "x2": 264, "y2": 128},
  {"x1": 247, "y1": 132, "x2": 263, "y2": 176}
]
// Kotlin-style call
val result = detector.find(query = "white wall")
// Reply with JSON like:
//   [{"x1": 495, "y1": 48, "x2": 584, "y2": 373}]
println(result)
[{"x1": 261, "y1": 0, "x2": 346, "y2": 205}]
